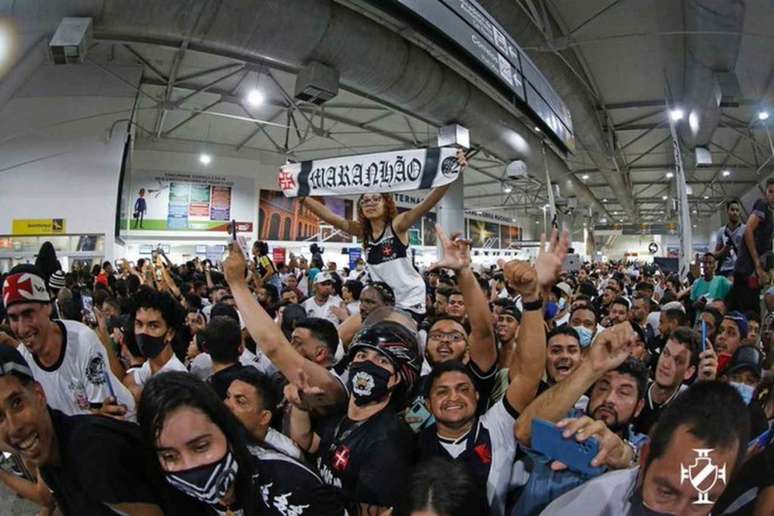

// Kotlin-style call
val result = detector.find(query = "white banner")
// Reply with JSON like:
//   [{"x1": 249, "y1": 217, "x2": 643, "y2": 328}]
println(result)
[{"x1": 277, "y1": 147, "x2": 461, "y2": 198}]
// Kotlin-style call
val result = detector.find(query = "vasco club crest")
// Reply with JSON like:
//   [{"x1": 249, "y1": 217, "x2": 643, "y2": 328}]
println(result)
[
  {"x1": 680, "y1": 448, "x2": 726, "y2": 504},
  {"x1": 351, "y1": 371, "x2": 375, "y2": 397}
]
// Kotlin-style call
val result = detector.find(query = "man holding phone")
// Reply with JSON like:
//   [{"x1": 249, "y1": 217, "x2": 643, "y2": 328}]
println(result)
[{"x1": 2, "y1": 265, "x2": 135, "y2": 420}]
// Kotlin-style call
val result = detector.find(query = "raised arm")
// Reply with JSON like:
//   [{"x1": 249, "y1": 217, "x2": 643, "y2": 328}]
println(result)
[
  {"x1": 300, "y1": 197, "x2": 362, "y2": 236},
  {"x1": 223, "y1": 245, "x2": 346, "y2": 407},
  {"x1": 743, "y1": 211, "x2": 766, "y2": 280},
  {"x1": 514, "y1": 322, "x2": 634, "y2": 446},
  {"x1": 431, "y1": 224, "x2": 496, "y2": 371},
  {"x1": 393, "y1": 150, "x2": 466, "y2": 234},
  {"x1": 502, "y1": 230, "x2": 568, "y2": 414}
]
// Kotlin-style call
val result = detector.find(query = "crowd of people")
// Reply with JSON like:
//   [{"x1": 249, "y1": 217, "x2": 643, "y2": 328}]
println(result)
[{"x1": 0, "y1": 183, "x2": 772, "y2": 516}]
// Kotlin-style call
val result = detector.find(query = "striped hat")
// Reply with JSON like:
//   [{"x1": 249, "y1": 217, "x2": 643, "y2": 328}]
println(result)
[{"x1": 49, "y1": 270, "x2": 66, "y2": 291}]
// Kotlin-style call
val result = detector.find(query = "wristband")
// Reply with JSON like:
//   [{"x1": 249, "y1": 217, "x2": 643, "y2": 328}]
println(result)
[{"x1": 522, "y1": 298, "x2": 543, "y2": 311}]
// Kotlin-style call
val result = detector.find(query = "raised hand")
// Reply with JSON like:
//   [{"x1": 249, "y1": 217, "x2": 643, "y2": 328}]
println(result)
[
  {"x1": 429, "y1": 224, "x2": 472, "y2": 273},
  {"x1": 535, "y1": 228, "x2": 570, "y2": 290},
  {"x1": 502, "y1": 260, "x2": 539, "y2": 300},
  {"x1": 697, "y1": 343, "x2": 718, "y2": 381},
  {"x1": 587, "y1": 322, "x2": 635, "y2": 374},
  {"x1": 557, "y1": 416, "x2": 633, "y2": 470},
  {"x1": 284, "y1": 369, "x2": 326, "y2": 411},
  {"x1": 222, "y1": 244, "x2": 249, "y2": 287}
]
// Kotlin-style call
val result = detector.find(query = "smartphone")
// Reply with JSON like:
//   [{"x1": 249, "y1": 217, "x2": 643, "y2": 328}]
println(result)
[
  {"x1": 81, "y1": 295, "x2": 96, "y2": 325},
  {"x1": 700, "y1": 319, "x2": 707, "y2": 353},
  {"x1": 230, "y1": 219, "x2": 238, "y2": 241},
  {"x1": 531, "y1": 419, "x2": 607, "y2": 476}
]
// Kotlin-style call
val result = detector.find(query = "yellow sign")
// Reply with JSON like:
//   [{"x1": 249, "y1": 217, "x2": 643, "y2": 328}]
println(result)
[{"x1": 12, "y1": 219, "x2": 66, "y2": 235}]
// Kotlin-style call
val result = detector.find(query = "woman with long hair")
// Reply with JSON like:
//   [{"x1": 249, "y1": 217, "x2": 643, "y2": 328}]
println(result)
[
  {"x1": 300, "y1": 151, "x2": 466, "y2": 319},
  {"x1": 137, "y1": 371, "x2": 344, "y2": 515}
]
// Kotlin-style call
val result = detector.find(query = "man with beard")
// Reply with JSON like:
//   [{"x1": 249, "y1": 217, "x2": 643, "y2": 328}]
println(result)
[
  {"x1": 404, "y1": 228, "x2": 569, "y2": 433},
  {"x1": 513, "y1": 324, "x2": 649, "y2": 515},
  {"x1": 607, "y1": 297, "x2": 630, "y2": 326},
  {"x1": 593, "y1": 284, "x2": 617, "y2": 320},
  {"x1": 544, "y1": 381, "x2": 750, "y2": 516},
  {"x1": 715, "y1": 200, "x2": 745, "y2": 278},
  {"x1": 633, "y1": 326, "x2": 717, "y2": 435}
]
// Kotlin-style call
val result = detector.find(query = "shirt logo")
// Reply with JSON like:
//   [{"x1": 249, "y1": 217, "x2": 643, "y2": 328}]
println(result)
[
  {"x1": 382, "y1": 242, "x2": 393, "y2": 258},
  {"x1": 332, "y1": 446, "x2": 350, "y2": 471},
  {"x1": 86, "y1": 355, "x2": 107, "y2": 385},
  {"x1": 474, "y1": 443, "x2": 491, "y2": 464},
  {"x1": 680, "y1": 448, "x2": 726, "y2": 504}
]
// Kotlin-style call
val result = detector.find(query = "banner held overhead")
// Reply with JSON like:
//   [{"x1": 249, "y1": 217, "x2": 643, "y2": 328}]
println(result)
[{"x1": 277, "y1": 147, "x2": 461, "y2": 198}]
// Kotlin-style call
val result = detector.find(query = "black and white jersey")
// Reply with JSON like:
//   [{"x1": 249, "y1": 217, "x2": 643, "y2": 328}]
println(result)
[
  {"x1": 417, "y1": 398, "x2": 520, "y2": 516},
  {"x1": 364, "y1": 221, "x2": 426, "y2": 314},
  {"x1": 314, "y1": 407, "x2": 413, "y2": 511}
]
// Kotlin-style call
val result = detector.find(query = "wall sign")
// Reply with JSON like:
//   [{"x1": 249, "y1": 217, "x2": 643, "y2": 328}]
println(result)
[{"x1": 12, "y1": 219, "x2": 66, "y2": 235}]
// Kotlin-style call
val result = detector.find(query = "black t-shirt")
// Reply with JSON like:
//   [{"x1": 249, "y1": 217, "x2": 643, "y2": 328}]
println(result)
[
  {"x1": 736, "y1": 198, "x2": 774, "y2": 275},
  {"x1": 632, "y1": 383, "x2": 685, "y2": 436},
  {"x1": 714, "y1": 437, "x2": 773, "y2": 515},
  {"x1": 314, "y1": 406, "x2": 413, "y2": 510},
  {"x1": 40, "y1": 410, "x2": 171, "y2": 515},
  {"x1": 247, "y1": 444, "x2": 345, "y2": 515},
  {"x1": 209, "y1": 363, "x2": 248, "y2": 400}
]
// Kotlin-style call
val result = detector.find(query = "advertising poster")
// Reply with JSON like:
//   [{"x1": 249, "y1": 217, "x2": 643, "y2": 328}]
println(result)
[
  {"x1": 122, "y1": 171, "x2": 252, "y2": 232},
  {"x1": 258, "y1": 191, "x2": 354, "y2": 242},
  {"x1": 501, "y1": 225, "x2": 521, "y2": 248},
  {"x1": 469, "y1": 219, "x2": 500, "y2": 248},
  {"x1": 210, "y1": 186, "x2": 232, "y2": 221},
  {"x1": 422, "y1": 212, "x2": 437, "y2": 246}
]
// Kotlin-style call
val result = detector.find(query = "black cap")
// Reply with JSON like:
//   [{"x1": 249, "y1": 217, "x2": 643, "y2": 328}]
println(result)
[
  {"x1": 0, "y1": 345, "x2": 34, "y2": 381},
  {"x1": 725, "y1": 345, "x2": 763, "y2": 379}
]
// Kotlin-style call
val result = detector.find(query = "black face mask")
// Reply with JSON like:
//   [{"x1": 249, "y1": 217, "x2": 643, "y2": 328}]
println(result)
[
  {"x1": 136, "y1": 333, "x2": 167, "y2": 359},
  {"x1": 347, "y1": 360, "x2": 393, "y2": 406}
]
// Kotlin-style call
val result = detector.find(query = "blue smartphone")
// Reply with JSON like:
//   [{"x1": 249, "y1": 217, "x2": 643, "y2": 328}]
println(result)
[
  {"x1": 531, "y1": 419, "x2": 607, "y2": 476},
  {"x1": 701, "y1": 320, "x2": 707, "y2": 352}
]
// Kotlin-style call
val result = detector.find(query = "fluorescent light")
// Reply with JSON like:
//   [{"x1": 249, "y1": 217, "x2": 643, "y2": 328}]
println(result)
[
  {"x1": 666, "y1": 172, "x2": 674, "y2": 179},
  {"x1": 759, "y1": 111, "x2": 769, "y2": 121},
  {"x1": 199, "y1": 153, "x2": 212, "y2": 165},
  {"x1": 662, "y1": 195, "x2": 668, "y2": 200},
  {"x1": 581, "y1": 174, "x2": 590, "y2": 180},
  {"x1": 669, "y1": 108, "x2": 684, "y2": 121},
  {"x1": 503, "y1": 184, "x2": 513, "y2": 194},
  {"x1": 600, "y1": 217, "x2": 607, "y2": 223},
  {"x1": 246, "y1": 89, "x2": 264, "y2": 107},
  {"x1": 602, "y1": 198, "x2": 608, "y2": 202},
  {"x1": 534, "y1": 126, "x2": 541, "y2": 132},
  {"x1": 703, "y1": 195, "x2": 709, "y2": 199},
  {"x1": 722, "y1": 169, "x2": 731, "y2": 177}
]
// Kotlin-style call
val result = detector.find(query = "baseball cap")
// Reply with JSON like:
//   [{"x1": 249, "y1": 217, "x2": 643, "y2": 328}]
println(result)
[
  {"x1": 2, "y1": 265, "x2": 50, "y2": 308},
  {"x1": 555, "y1": 282, "x2": 572, "y2": 298},
  {"x1": 314, "y1": 271, "x2": 334, "y2": 284},
  {"x1": 724, "y1": 311, "x2": 749, "y2": 339},
  {"x1": 725, "y1": 345, "x2": 763, "y2": 378},
  {"x1": 0, "y1": 345, "x2": 34, "y2": 381}
]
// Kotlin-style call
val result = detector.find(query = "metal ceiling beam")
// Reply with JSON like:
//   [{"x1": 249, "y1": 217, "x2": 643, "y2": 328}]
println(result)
[
  {"x1": 122, "y1": 44, "x2": 168, "y2": 81},
  {"x1": 152, "y1": 42, "x2": 187, "y2": 138},
  {"x1": 598, "y1": 98, "x2": 759, "y2": 110},
  {"x1": 175, "y1": 62, "x2": 243, "y2": 83},
  {"x1": 616, "y1": 120, "x2": 747, "y2": 131},
  {"x1": 163, "y1": 98, "x2": 221, "y2": 137}
]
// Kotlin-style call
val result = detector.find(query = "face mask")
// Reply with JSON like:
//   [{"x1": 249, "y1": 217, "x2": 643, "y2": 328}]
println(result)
[
  {"x1": 545, "y1": 302, "x2": 559, "y2": 320},
  {"x1": 573, "y1": 325, "x2": 594, "y2": 348},
  {"x1": 165, "y1": 450, "x2": 238, "y2": 505},
  {"x1": 730, "y1": 382, "x2": 755, "y2": 405},
  {"x1": 558, "y1": 298, "x2": 567, "y2": 311},
  {"x1": 136, "y1": 333, "x2": 167, "y2": 359},
  {"x1": 347, "y1": 360, "x2": 393, "y2": 406}
]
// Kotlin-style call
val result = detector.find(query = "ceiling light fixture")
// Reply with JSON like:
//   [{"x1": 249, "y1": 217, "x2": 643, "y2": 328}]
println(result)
[
  {"x1": 534, "y1": 126, "x2": 541, "y2": 132},
  {"x1": 758, "y1": 111, "x2": 769, "y2": 121},
  {"x1": 722, "y1": 169, "x2": 731, "y2": 177},
  {"x1": 503, "y1": 184, "x2": 513, "y2": 194},
  {"x1": 602, "y1": 198, "x2": 608, "y2": 202},
  {"x1": 246, "y1": 89, "x2": 264, "y2": 107},
  {"x1": 662, "y1": 195, "x2": 668, "y2": 200},
  {"x1": 669, "y1": 108, "x2": 684, "y2": 122},
  {"x1": 199, "y1": 153, "x2": 212, "y2": 165},
  {"x1": 666, "y1": 172, "x2": 674, "y2": 179},
  {"x1": 581, "y1": 174, "x2": 590, "y2": 180},
  {"x1": 703, "y1": 195, "x2": 709, "y2": 199}
]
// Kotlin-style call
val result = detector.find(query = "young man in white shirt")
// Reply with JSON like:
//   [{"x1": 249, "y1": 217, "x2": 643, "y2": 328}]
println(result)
[
  {"x1": 123, "y1": 287, "x2": 187, "y2": 400},
  {"x1": 302, "y1": 271, "x2": 342, "y2": 326},
  {"x1": 2, "y1": 265, "x2": 135, "y2": 419}
]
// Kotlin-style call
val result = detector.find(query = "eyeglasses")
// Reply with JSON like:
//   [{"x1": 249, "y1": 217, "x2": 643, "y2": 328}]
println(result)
[
  {"x1": 428, "y1": 331, "x2": 467, "y2": 344},
  {"x1": 359, "y1": 195, "x2": 383, "y2": 206}
]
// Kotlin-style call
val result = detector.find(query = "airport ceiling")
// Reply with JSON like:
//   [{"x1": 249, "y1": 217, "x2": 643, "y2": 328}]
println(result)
[{"x1": 75, "y1": 1, "x2": 774, "y2": 224}]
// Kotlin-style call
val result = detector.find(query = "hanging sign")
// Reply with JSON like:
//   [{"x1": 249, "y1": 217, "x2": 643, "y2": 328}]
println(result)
[
  {"x1": 277, "y1": 147, "x2": 461, "y2": 198},
  {"x1": 12, "y1": 219, "x2": 66, "y2": 235}
]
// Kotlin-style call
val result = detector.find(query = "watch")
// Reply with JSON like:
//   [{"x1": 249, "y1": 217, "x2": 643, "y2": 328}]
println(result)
[{"x1": 522, "y1": 298, "x2": 543, "y2": 311}]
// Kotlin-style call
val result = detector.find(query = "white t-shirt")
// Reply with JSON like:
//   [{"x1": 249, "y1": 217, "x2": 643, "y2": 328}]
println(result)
[
  {"x1": 239, "y1": 348, "x2": 276, "y2": 376},
  {"x1": 265, "y1": 427, "x2": 303, "y2": 460},
  {"x1": 189, "y1": 353, "x2": 213, "y2": 381},
  {"x1": 346, "y1": 301, "x2": 360, "y2": 316},
  {"x1": 133, "y1": 353, "x2": 187, "y2": 388},
  {"x1": 18, "y1": 320, "x2": 136, "y2": 419},
  {"x1": 302, "y1": 295, "x2": 343, "y2": 326}
]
